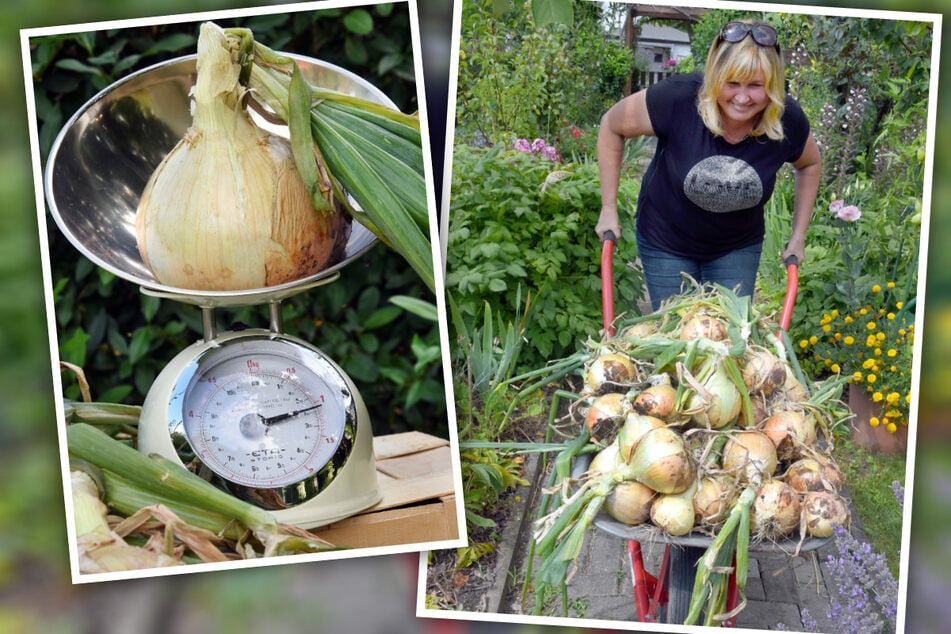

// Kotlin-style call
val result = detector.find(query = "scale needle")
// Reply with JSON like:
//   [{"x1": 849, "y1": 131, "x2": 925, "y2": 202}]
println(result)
[{"x1": 259, "y1": 404, "x2": 322, "y2": 426}]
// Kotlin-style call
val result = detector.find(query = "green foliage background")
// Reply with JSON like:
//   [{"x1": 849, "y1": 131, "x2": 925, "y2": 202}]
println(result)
[{"x1": 29, "y1": 6, "x2": 447, "y2": 438}]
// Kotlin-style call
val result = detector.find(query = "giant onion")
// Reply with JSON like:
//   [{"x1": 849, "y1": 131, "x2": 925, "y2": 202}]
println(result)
[{"x1": 136, "y1": 23, "x2": 349, "y2": 291}]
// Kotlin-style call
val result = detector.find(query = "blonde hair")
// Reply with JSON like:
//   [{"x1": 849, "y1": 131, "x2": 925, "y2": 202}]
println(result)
[{"x1": 698, "y1": 27, "x2": 786, "y2": 141}]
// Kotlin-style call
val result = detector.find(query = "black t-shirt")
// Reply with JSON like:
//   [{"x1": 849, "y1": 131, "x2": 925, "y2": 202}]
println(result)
[{"x1": 635, "y1": 72, "x2": 810, "y2": 259}]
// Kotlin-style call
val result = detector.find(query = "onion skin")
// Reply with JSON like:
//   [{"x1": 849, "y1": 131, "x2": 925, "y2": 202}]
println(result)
[
  {"x1": 605, "y1": 481, "x2": 655, "y2": 525},
  {"x1": 617, "y1": 413, "x2": 666, "y2": 462},
  {"x1": 136, "y1": 23, "x2": 349, "y2": 291},
  {"x1": 750, "y1": 479, "x2": 802, "y2": 539},
  {"x1": 619, "y1": 321, "x2": 657, "y2": 339},
  {"x1": 722, "y1": 431, "x2": 778, "y2": 481},
  {"x1": 802, "y1": 491, "x2": 850, "y2": 537},
  {"x1": 742, "y1": 349, "x2": 786, "y2": 396},
  {"x1": 679, "y1": 315, "x2": 727, "y2": 341},
  {"x1": 687, "y1": 366, "x2": 742, "y2": 429},
  {"x1": 761, "y1": 411, "x2": 817, "y2": 461},
  {"x1": 626, "y1": 427, "x2": 696, "y2": 494},
  {"x1": 782, "y1": 366, "x2": 809, "y2": 403},
  {"x1": 632, "y1": 384, "x2": 677, "y2": 419},
  {"x1": 585, "y1": 352, "x2": 637, "y2": 393},
  {"x1": 693, "y1": 475, "x2": 738, "y2": 525},
  {"x1": 589, "y1": 443, "x2": 621, "y2": 475},
  {"x1": 784, "y1": 459, "x2": 828, "y2": 493},
  {"x1": 650, "y1": 481, "x2": 697, "y2": 536},
  {"x1": 584, "y1": 393, "x2": 631, "y2": 444}
]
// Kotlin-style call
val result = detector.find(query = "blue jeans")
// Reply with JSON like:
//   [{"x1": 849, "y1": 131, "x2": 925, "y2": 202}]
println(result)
[{"x1": 635, "y1": 229, "x2": 762, "y2": 311}]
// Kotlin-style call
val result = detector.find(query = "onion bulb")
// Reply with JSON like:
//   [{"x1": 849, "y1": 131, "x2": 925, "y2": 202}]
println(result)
[
  {"x1": 679, "y1": 314, "x2": 727, "y2": 341},
  {"x1": 802, "y1": 491, "x2": 850, "y2": 537},
  {"x1": 784, "y1": 459, "x2": 830, "y2": 493},
  {"x1": 650, "y1": 480, "x2": 697, "y2": 536},
  {"x1": 782, "y1": 366, "x2": 809, "y2": 403},
  {"x1": 626, "y1": 427, "x2": 695, "y2": 494},
  {"x1": 632, "y1": 383, "x2": 677, "y2": 420},
  {"x1": 588, "y1": 443, "x2": 621, "y2": 475},
  {"x1": 761, "y1": 411, "x2": 817, "y2": 461},
  {"x1": 687, "y1": 360, "x2": 741, "y2": 429},
  {"x1": 693, "y1": 474, "x2": 738, "y2": 525},
  {"x1": 617, "y1": 413, "x2": 666, "y2": 461},
  {"x1": 742, "y1": 348, "x2": 787, "y2": 396},
  {"x1": 722, "y1": 431, "x2": 778, "y2": 481},
  {"x1": 584, "y1": 393, "x2": 631, "y2": 444},
  {"x1": 619, "y1": 321, "x2": 656, "y2": 339},
  {"x1": 584, "y1": 352, "x2": 637, "y2": 393},
  {"x1": 750, "y1": 479, "x2": 801, "y2": 539},
  {"x1": 604, "y1": 481, "x2": 655, "y2": 526},
  {"x1": 136, "y1": 23, "x2": 349, "y2": 291}
]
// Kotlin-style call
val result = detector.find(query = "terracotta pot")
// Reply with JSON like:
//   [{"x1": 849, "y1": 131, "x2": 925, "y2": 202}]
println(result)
[{"x1": 847, "y1": 387, "x2": 908, "y2": 455}]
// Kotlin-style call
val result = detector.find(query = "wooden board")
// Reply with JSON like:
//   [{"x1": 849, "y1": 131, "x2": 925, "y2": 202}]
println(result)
[{"x1": 313, "y1": 432, "x2": 461, "y2": 548}]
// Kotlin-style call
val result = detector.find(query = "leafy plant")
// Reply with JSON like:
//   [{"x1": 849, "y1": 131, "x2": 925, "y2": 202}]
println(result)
[
  {"x1": 32, "y1": 10, "x2": 444, "y2": 438},
  {"x1": 445, "y1": 144, "x2": 646, "y2": 372}
]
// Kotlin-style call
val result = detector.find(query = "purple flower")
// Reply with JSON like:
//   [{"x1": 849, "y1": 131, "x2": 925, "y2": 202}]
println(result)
[
  {"x1": 836, "y1": 205, "x2": 862, "y2": 222},
  {"x1": 513, "y1": 138, "x2": 531, "y2": 153},
  {"x1": 542, "y1": 145, "x2": 559, "y2": 162},
  {"x1": 531, "y1": 138, "x2": 547, "y2": 153}
]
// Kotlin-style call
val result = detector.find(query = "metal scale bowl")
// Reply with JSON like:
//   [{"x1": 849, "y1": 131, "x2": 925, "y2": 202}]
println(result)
[{"x1": 44, "y1": 54, "x2": 389, "y2": 528}]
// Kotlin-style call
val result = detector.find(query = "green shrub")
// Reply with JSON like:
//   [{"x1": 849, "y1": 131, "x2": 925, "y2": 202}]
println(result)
[{"x1": 445, "y1": 144, "x2": 645, "y2": 372}]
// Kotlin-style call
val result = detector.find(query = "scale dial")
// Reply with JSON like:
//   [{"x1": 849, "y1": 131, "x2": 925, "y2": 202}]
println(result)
[{"x1": 168, "y1": 334, "x2": 358, "y2": 509}]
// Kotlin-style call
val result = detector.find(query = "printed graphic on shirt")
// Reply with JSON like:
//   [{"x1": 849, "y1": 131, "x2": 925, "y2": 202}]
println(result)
[{"x1": 683, "y1": 156, "x2": 763, "y2": 213}]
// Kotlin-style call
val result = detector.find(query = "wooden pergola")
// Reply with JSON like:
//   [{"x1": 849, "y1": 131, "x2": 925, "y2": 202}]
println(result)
[{"x1": 622, "y1": 4, "x2": 709, "y2": 95}]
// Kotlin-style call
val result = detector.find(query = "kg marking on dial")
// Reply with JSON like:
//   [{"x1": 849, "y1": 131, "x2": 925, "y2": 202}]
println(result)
[{"x1": 181, "y1": 350, "x2": 346, "y2": 489}]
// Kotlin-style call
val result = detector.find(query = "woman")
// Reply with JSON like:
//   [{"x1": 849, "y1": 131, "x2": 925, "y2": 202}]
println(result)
[{"x1": 596, "y1": 21, "x2": 821, "y2": 311}]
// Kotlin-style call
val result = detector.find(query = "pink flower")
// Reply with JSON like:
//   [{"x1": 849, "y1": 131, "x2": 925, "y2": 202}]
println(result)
[
  {"x1": 571, "y1": 127, "x2": 582, "y2": 139},
  {"x1": 836, "y1": 205, "x2": 862, "y2": 222},
  {"x1": 542, "y1": 145, "x2": 559, "y2": 162},
  {"x1": 531, "y1": 138, "x2": 547, "y2": 153},
  {"x1": 513, "y1": 138, "x2": 531, "y2": 153},
  {"x1": 829, "y1": 200, "x2": 845, "y2": 214}
]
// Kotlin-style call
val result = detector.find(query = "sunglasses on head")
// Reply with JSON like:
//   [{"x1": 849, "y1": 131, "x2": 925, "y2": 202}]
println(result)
[{"x1": 718, "y1": 22, "x2": 780, "y2": 52}]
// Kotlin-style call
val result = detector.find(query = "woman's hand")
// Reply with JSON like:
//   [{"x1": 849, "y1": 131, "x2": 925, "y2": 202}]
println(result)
[
  {"x1": 596, "y1": 207, "x2": 622, "y2": 240},
  {"x1": 781, "y1": 238, "x2": 805, "y2": 265}
]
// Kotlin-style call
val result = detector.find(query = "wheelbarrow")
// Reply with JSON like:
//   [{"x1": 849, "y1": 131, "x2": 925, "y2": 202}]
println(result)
[{"x1": 590, "y1": 230, "x2": 825, "y2": 625}]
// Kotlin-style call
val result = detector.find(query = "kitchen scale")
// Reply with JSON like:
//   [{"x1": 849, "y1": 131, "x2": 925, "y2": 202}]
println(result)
[{"x1": 43, "y1": 54, "x2": 392, "y2": 529}]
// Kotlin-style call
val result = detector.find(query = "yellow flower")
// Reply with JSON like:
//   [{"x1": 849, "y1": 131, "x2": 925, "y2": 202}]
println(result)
[
  {"x1": 887, "y1": 392, "x2": 900, "y2": 405},
  {"x1": 830, "y1": 363, "x2": 840, "y2": 373},
  {"x1": 822, "y1": 324, "x2": 832, "y2": 334},
  {"x1": 896, "y1": 301, "x2": 904, "y2": 310},
  {"x1": 809, "y1": 335, "x2": 819, "y2": 345},
  {"x1": 887, "y1": 281, "x2": 896, "y2": 289},
  {"x1": 873, "y1": 391, "x2": 884, "y2": 402},
  {"x1": 844, "y1": 336, "x2": 855, "y2": 345},
  {"x1": 831, "y1": 309, "x2": 840, "y2": 318},
  {"x1": 844, "y1": 316, "x2": 854, "y2": 324},
  {"x1": 887, "y1": 312, "x2": 896, "y2": 320},
  {"x1": 887, "y1": 348, "x2": 897, "y2": 358},
  {"x1": 853, "y1": 371, "x2": 864, "y2": 381},
  {"x1": 872, "y1": 284, "x2": 882, "y2": 293},
  {"x1": 860, "y1": 308, "x2": 869, "y2": 316},
  {"x1": 867, "y1": 374, "x2": 877, "y2": 383},
  {"x1": 870, "y1": 416, "x2": 880, "y2": 427},
  {"x1": 886, "y1": 422, "x2": 898, "y2": 434},
  {"x1": 799, "y1": 339, "x2": 809, "y2": 349},
  {"x1": 866, "y1": 321, "x2": 876, "y2": 331}
]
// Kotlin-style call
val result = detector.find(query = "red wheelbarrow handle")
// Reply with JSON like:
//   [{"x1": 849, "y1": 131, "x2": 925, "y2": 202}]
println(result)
[
  {"x1": 779, "y1": 254, "x2": 799, "y2": 333},
  {"x1": 601, "y1": 230, "x2": 617, "y2": 336}
]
